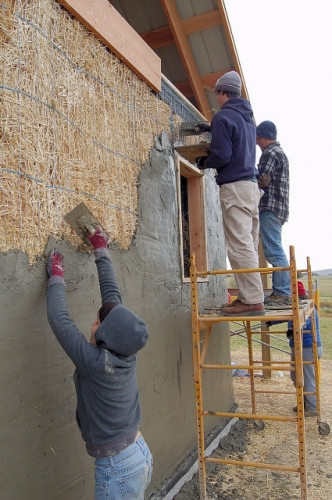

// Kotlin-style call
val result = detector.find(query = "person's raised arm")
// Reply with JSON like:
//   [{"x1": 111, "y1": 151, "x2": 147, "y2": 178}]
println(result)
[
  {"x1": 87, "y1": 227, "x2": 122, "y2": 306},
  {"x1": 47, "y1": 250, "x2": 96, "y2": 369}
]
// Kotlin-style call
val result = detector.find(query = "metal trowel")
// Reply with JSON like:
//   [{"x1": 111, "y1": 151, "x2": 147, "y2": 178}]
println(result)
[{"x1": 64, "y1": 202, "x2": 108, "y2": 248}]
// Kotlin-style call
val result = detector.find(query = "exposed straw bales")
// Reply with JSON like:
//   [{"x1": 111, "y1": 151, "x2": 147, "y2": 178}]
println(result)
[{"x1": 0, "y1": 0, "x2": 179, "y2": 261}]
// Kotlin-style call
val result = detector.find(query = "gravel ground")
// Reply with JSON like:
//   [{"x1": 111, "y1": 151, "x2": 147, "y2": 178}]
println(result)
[{"x1": 173, "y1": 358, "x2": 332, "y2": 500}]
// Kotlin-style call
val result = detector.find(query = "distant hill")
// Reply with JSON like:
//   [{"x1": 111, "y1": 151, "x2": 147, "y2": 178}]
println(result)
[{"x1": 312, "y1": 269, "x2": 332, "y2": 276}]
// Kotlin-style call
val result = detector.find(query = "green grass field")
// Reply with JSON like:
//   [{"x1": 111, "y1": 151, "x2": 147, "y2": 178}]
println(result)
[
  {"x1": 303, "y1": 275, "x2": 332, "y2": 358},
  {"x1": 320, "y1": 316, "x2": 332, "y2": 358},
  {"x1": 229, "y1": 274, "x2": 332, "y2": 360}
]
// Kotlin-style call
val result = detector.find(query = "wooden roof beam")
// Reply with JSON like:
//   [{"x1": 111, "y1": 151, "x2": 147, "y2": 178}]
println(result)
[
  {"x1": 182, "y1": 9, "x2": 223, "y2": 35},
  {"x1": 160, "y1": 0, "x2": 212, "y2": 119},
  {"x1": 174, "y1": 68, "x2": 236, "y2": 98},
  {"x1": 141, "y1": 9, "x2": 223, "y2": 49},
  {"x1": 217, "y1": 2, "x2": 249, "y2": 99},
  {"x1": 173, "y1": 80, "x2": 193, "y2": 98},
  {"x1": 141, "y1": 25, "x2": 173, "y2": 49}
]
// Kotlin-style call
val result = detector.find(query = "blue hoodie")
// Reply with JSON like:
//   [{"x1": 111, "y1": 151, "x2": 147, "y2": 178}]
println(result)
[
  {"x1": 206, "y1": 98, "x2": 257, "y2": 185},
  {"x1": 289, "y1": 308, "x2": 322, "y2": 349},
  {"x1": 47, "y1": 248, "x2": 148, "y2": 458}
]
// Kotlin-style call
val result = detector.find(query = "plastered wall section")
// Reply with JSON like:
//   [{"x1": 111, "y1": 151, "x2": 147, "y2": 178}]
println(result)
[{"x1": 0, "y1": 134, "x2": 232, "y2": 500}]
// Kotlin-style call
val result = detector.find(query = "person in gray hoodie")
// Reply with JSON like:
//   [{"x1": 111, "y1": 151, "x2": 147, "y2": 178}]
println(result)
[{"x1": 47, "y1": 227, "x2": 153, "y2": 500}]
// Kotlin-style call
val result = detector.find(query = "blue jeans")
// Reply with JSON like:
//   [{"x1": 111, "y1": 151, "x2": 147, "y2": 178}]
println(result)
[
  {"x1": 259, "y1": 210, "x2": 291, "y2": 296},
  {"x1": 291, "y1": 346, "x2": 323, "y2": 411},
  {"x1": 94, "y1": 435, "x2": 153, "y2": 500}
]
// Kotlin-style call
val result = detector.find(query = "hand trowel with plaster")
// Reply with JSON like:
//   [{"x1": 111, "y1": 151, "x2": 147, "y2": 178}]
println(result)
[{"x1": 64, "y1": 202, "x2": 110, "y2": 248}]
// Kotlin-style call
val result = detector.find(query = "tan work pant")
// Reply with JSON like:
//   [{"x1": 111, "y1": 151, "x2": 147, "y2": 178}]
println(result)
[{"x1": 220, "y1": 180, "x2": 264, "y2": 304}]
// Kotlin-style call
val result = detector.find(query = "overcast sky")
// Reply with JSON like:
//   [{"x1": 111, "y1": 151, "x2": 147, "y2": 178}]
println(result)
[{"x1": 223, "y1": 0, "x2": 332, "y2": 271}]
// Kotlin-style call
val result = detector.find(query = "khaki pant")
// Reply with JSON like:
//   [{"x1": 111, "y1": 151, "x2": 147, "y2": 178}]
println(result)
[{"x1": 220, "y1": 180, "x2": 264, "y2": 304}]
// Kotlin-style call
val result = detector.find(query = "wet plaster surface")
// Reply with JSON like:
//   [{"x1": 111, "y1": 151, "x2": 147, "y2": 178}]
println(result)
[{"x1": 0, "y1": 136, "x2": 230, "y2": 499}]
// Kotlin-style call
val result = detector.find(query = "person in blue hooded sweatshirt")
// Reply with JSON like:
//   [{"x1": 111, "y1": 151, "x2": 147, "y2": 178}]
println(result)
[
  {"x1": 47, "y1": 227, "x2": 153, "y2": 500},
  {"x1": 287, "y1": 282, "x2": 323, "y2": 417},
  {"x1": 195, "y1": 71, "x2": 264, "y2": 316}
]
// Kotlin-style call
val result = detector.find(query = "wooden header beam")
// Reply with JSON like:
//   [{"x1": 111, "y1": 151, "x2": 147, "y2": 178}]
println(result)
[{"x1": 58, "y1": 0, "x2": 161, "y2": 92}]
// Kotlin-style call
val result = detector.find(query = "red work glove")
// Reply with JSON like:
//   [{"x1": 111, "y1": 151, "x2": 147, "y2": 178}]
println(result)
[
  {"x1": 47, "y1": 250, "x2": 64, "y2": 278},
  {"x1": 87, "y1": 226, "x2": 108, "y2": 249}
]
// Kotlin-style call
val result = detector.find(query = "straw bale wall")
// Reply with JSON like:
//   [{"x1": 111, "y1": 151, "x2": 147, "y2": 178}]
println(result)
[{"x1": 0, "y1": 0, "x2": 193, "y2": 261}]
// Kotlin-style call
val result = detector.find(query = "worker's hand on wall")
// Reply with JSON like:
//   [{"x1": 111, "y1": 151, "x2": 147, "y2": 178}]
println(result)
[
  {"x1": 47, "y1": 250, "x2": 65, "y2": 278},
  {"x1": 194, "y1": 122, "x2": 211, "y2": 134},
  {"x1": 87, "y1": 226, "x2": 108, "y2": 249},
  {"x1": 195, "y1": 157, "x2": 208, "y2": 169}
]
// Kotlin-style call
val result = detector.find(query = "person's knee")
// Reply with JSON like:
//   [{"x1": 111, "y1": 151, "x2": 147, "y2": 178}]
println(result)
[
  {"x1": 261, "y1": 248, "x2": 277, "y2": 265},
  {"x1": 264, "y1": 246, "x2": 288, "y2": 266}
]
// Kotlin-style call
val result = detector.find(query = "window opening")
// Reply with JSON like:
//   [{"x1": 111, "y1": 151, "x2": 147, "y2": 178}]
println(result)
[
  {"x1": 180, "y1": 175, "x2": 190, "y2": 277},
  {"x1": 176, "y1": 156, "x2": 208, "y2": 281}
]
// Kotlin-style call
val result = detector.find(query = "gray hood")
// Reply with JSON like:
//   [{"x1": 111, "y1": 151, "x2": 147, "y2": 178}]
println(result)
[{"x1": 95, "y1": 304, "x2": 148, "y2": 357}]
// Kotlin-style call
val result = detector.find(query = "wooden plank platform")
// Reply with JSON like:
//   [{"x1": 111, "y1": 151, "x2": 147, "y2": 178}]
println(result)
[
  {"x1": 199, "y1": 300, "x2": 314, "y2": 330},
  {"x1": 174, "y1": 142, "x2": 210, "y2": 164}
]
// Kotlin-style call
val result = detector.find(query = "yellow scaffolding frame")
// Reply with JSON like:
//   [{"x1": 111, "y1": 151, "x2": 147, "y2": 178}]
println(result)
[{"x1": 189, "y1": 246, "x2": 328, "y2": 500}]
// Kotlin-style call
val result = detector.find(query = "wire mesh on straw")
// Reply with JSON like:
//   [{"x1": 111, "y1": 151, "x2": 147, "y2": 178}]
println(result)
[{"x1": 1, "y1": 0, "x2": 192, "y2": 262}]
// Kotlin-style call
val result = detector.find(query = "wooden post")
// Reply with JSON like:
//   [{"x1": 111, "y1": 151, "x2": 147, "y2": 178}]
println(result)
[{"x1": 258, "y1": 236, "x2": 271, "y2": 378}]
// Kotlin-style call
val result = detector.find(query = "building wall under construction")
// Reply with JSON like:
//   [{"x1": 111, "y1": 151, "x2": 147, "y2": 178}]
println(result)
[{"x1": 0, "y1": 1, "x2": 232, "y2": 498}]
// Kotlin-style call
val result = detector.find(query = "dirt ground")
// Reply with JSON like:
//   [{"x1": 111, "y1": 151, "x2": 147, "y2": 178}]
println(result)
[{"x1": 174, "y1": 355, "x2": 332, "y2": 500}]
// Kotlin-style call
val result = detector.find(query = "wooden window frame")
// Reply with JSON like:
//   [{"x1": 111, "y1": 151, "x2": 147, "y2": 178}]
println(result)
[{"x1": 175, "y1": 154, "x2": 208, "y2": 282}]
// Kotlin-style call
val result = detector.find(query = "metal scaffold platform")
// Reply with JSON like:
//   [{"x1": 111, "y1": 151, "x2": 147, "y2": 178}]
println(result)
[{"x1": 189, "y1": 246, "x2": 330, "y2": 500}]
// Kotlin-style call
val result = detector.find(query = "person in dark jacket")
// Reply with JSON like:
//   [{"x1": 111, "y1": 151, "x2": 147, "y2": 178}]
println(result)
[
  {"x1": 196, "y1": 71, "x2": 264, "y2": 316},
  {"x1": 47, "y1": 227, "x2": 153, "y2": 500}
]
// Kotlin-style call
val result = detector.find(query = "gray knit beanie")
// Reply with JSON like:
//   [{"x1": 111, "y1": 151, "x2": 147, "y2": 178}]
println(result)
[
  {"x1": 256, "y1": 121, "x2": 277, "y2": 140},
  {"x1": 215, "y1": 71, "x2": 242, "y2": 96}
]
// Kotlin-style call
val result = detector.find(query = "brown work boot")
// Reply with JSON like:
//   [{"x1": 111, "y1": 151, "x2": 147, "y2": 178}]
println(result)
[
  {"x1": 222, "y1": 300, "x2": 265, "y2": 316},
  {"x1": 221, "y1": 299, "x2": 242, "y2": 310}
]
